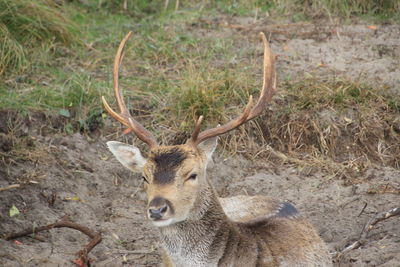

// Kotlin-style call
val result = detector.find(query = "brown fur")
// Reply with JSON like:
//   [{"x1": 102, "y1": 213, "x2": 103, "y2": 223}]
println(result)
[
  {"x1": 107, "y1": 142, "x2": 332, "y2": 266},
  {"x1": 144, "y1": 145, "x2": 331, "y2": 267}
]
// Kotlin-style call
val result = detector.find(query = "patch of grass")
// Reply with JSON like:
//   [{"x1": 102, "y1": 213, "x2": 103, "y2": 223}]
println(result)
[
  {"x1": 257, "y1": 78, "x2": 400, "y2": 180},
  {"x1": 0, "y1": 0, "x2": 79, "y2": 76},
  {"x1": 0, "y1": 0, "x2": 78, "y2": 45},
  {"x1": 0, "y1": 24, "x2": 27, "y2": 76},
  {"x1": 78, "y1": 0, "x2": 164, "y2": 17},
  {"x1": 170, "y1": 63, "x2": 241, "y2": 128},
  {"x1": 0, "y1": 72, "x2": 109, "y2": 117},
  {"x1": 283, "y1": 79, "x2": 379, "y2": 111}
]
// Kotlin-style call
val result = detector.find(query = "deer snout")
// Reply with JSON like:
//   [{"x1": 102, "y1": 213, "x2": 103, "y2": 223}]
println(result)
[
  {"x1": 148, "y1": 197, "x2": 171, "y2": 220},
  {"x1": 149, "y1": 205, "x2": 168, "y2": 219}
]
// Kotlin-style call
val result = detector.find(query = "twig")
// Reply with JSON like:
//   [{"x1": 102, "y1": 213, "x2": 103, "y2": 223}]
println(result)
[
  {"x1": 4, "y1": 216, "x2": 102, "y2": 267},
  {"x1": 0, "y1": 181, "x2": 39, "y2": 192},
  {"x1": 0, "y1": 184, "x2": 20, "y2": 192},
  {"x1": 335, "y1": 207, "x2": 400, "y2": 259},
  {"x1": 357, "y1": 203, "x2": 368, "y2": 217},
  {"x1": 360, "y1": 207, "x2": 399, "y2": 239},
  {"x1": 114, "y1": 249, "x2": 155, "y2": 254}
]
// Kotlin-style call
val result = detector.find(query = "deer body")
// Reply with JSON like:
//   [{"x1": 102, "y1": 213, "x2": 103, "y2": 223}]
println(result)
[
  {"x1": 107, "y1": 143, "x2": 332, "y2": 267},
  {"x1": 160, "y1": 191, "x2": 332, "y2": 267},
  {"x1": 156, "y1": 155, "x2": 332, "y2": 267},
  {"x1": 103, "y1": 32, "x2": 332, "y2": 267}
]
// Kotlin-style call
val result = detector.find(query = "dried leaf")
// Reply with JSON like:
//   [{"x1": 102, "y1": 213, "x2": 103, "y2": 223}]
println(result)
[
  {"x1": 9, "y1": 205, "x2": 20, "y2": 217},
  {"x1": 122, "y1": 128, "x2": 133, "y2": 135},
  {"x1": 344, "y1": 117, "x2": 353, "y2": 124},
  {"x1": 72, "y1": 258, "x2": 84, "y2": 267},
  {"x1": 65, "y1": 196, "x2": 84, "y2": 202},
  {"x1": 13, "y1": 240, "x2": 23, "y2": 245},
  {"x1": 283, "y1": 45, "x2": 289, "y2": 51},
  {"x1": 59, "y1": 109, "x2": 71, "y2": 118}
]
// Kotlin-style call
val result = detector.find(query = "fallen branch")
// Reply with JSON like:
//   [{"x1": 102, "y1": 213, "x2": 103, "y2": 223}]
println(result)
[
  {"x1": 0, "y1": 184, "x2": 20, "y2": 192},
  {"x1": 114, "y1": 249, "x2": 155, "y2": 255},
  {"x1": 0, "y1": 181, "x2": 39, "y2": 192},
  {"x1": 4, "y1": 216, "x2": 102, "y2": 267},
  {"x1": 336, "y1": 207, "x2": 400, "y2": 258}
]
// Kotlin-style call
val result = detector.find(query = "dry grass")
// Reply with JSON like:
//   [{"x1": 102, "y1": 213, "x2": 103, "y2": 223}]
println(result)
[{"x1": 243, "y1": 78, "x2": 400, "y2": 182}]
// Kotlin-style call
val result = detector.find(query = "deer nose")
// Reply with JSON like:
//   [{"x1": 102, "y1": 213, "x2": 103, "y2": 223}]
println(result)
[
  {"x1": 148, "y1": 197, "x2": 169, "y2": 220},
  {"x1": 149, "y1": 205, "x2": 168, "y2": 219}
]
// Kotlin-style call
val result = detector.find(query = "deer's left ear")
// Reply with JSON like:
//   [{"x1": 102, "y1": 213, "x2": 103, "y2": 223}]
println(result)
[
  {"x1": 106, "y1": 141, "x2": 146, "y2": 172},
  {"x1": 198, "y1": 136, "x2": 218, "y2": 162}
]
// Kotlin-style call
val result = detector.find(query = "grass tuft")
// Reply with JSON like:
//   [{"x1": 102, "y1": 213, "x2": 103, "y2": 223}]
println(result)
[
  {"x1": 0, "y1": 0, "x2": 79, "y2": 76},
  {"x1": 256, "y1": 78, "x2": 400, "y2": 180},
  {"x1": 0, "y1": 24, "x2": 27, "y2": 76}
]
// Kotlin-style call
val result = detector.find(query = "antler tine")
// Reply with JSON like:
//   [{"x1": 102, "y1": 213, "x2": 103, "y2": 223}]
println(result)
[
  {"x1": 188, "y1": 32, "x2": 276, "y2": 146},
  {"x1": 113, "y1": 32, "x2": 131, "y2": 114},
  {"x1": 102, "y1": 31, "x2": 158, "y2": 149},
  {"x1": 190, "y1": 115, "x2": 204, "y2": 142},
  {"x1": 247, "y1": 32, "x2": 276, "y2": 120}
]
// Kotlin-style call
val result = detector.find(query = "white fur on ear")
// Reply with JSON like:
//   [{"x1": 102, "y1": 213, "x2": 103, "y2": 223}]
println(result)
[
  {"x1": 106, "y1": 141, "x2": 146, "y2": 172},
  {"x1": 198, "y1": 136, "x2": 218, "y2": 162}
]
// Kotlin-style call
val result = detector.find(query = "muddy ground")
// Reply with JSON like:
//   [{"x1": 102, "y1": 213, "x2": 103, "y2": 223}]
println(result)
[{"x1": 1, "y1": 17, "x2": 399, "y2": 266}]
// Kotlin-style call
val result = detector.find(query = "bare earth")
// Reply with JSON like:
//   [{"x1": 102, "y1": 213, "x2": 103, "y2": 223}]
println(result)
[{"x1": 1, "y1": 18, "x2": 399, "y2": 266}]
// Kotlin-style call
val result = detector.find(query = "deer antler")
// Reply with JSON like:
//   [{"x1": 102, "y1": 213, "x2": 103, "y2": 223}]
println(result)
[
  {"x1": 102, "y1": 31, "x2": 158, "y2": 149},
  {"x1": 187, "y1": 32, "x2": 276, "y2": 146}
]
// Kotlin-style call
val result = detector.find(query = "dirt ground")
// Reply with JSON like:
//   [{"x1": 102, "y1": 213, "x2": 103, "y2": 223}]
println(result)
[{"x1": 1, "y1": 17, "x2": 399, "y2": 266}]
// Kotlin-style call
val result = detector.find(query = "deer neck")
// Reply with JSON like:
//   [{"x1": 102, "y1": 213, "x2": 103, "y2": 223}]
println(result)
[{"x1": 158, "y1": 180, "x2": 232, "y2": 265}]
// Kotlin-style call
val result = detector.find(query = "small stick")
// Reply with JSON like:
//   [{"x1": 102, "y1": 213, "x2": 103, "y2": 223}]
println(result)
[
  {"x1": 360, "y1": 207, "x2": 399, "y2": 239},
  {"x1": 0, "y1": 184, "x2": 20, "y2": 192},
  {"x1": 336, "y1": 207, "x2": 400, "y2": 258},
  {"x1": 0, "y1": 181, "x2": 39, "y2": 192},
  {"x1": 357, "y1": 202, "x2": 368, "y2": 217},
  {"x1": 4, "y1": 217, "x2": 102, "y2": 267}
]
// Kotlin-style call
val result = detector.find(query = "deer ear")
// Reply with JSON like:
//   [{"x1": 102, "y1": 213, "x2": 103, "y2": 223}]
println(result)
[
  {"x1": 198, "y1": 136, "x2": 218, "y2": 162},
  {"x1": 106, "y1": 141, "x2": 146, "y2": 172}
]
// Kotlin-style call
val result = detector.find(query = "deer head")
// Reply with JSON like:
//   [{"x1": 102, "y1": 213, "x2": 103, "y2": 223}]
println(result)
[{"x1": 103, "y1": 32, "x2": 276, "y2": 227}]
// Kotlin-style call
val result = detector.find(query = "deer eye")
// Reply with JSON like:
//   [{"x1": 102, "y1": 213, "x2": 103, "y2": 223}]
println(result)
[
  {"x1": 187, "y1": 173, "x2": 197, "y2": 181},
  {"x1": 142, "y1": 176, "x2": 149, "y2": 184}
]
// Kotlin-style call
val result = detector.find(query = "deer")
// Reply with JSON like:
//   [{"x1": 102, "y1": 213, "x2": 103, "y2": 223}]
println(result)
[{"x1": 102, "y1": 31, "x2": 332, "y2": 267}]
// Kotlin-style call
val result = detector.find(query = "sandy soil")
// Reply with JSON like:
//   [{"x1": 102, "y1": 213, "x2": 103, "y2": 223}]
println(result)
[
  {"x1": 1, "y1": 17, "x2": 399, "y2": 267},
  {"x1": 201, "y1": 16, "x2": 400, "y2": 91}
]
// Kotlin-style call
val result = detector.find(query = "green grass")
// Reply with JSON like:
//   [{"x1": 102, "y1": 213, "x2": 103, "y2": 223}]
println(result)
[
  {"x1": 282, "y1": 79, "x2": 385, "y2": 111},
  {"x1": 0, "y1": 0, "x2": 399, "y2": 176},
  {"x1": 0, "y1": 0, "x2": 80, "y2": 76},
  {"x1": 0, "y1": 23, "x2": 28, "y2": 76},
  {"x1": 0, "y1": 0, "x2": 399, "y2": 135}
]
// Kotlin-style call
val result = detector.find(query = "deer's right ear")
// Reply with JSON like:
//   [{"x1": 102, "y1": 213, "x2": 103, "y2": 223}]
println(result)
[{"x1": 106, "y1": 141, "x2": 146, "y2": 172}]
